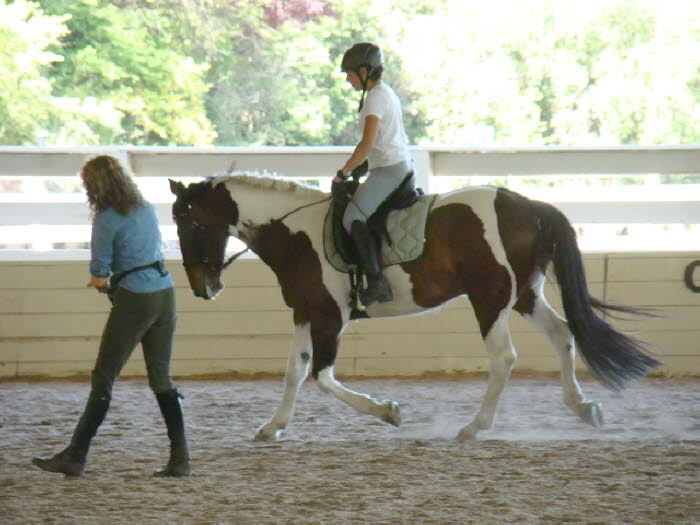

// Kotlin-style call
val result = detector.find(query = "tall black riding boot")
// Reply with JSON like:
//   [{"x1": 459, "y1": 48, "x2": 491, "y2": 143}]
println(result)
[
  {"x1": 350, "y1": 220, "x2": 393, "y2": 305},
  {"x1": 154, "y1": 389, "x2": 191, "y2": 477},
  {"x1": 32, "y1": 389, "x2": 111, "y2": 477}
]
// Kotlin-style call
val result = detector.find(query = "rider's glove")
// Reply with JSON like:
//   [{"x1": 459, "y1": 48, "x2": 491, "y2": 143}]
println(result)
[{"x1": 332, "y1": 172, "x2": 348, "y2": 198}]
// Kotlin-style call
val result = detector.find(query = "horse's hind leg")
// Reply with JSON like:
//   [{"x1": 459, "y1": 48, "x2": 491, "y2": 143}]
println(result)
[
  {"x1": 515, "y1": 279, "x2": 603, "y2": 427},
  {"x1": 254, "y1": 322, "x2": 312, "y2": 441},
  {"x1": 458, "y1": 309, "x2": 517, "y2": 442}
]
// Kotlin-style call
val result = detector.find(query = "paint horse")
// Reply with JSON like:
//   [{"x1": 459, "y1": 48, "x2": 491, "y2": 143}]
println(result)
[{"x1": 169, "y1": 174, "x2": 660, "y2": 441}]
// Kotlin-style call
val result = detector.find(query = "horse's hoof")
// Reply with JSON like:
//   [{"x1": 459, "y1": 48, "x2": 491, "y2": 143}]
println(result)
[
  {"x1": 456, "y1": 425, "x2": 478, "y2": 442},
  {"x1": 254, "y1": 424, "x2": 281, "y2": 442},
  {"x1": 579, "y1": 401, "x2": 604, "y2": 427},
  {"x1": 380, "y1": 401, "x2": 401, "y2": 427}
]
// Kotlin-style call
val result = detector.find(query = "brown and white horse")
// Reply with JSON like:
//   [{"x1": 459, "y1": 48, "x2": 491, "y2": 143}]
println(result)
[{"x1": 169, "y1": 174, "x2": 660, "y2": 441}]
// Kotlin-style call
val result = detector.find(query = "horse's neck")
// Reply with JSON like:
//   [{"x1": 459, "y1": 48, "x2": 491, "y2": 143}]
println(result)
[{"x1": 231, "y1": 184, "x2": 321, "y2": 227}]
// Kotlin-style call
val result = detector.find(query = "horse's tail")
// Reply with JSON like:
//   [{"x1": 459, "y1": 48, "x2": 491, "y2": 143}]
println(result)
[{"x1": 531, "y1": 200, "x2": 661, "y2": 391}]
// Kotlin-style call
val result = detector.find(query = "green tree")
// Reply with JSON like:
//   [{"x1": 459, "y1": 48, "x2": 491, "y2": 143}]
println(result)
[
  {"x1": 270, "y1": 0, "x2": 433, "y2": 146},
  {"x1": 397, "y1": 0, "x2": 700, "y2": 146},
  {"x1": 38, "y1": 0, "x2": 215, "y2": 145},
  {"x1": 122, "y1": 0, "x2": 297, "y2": 145},
  {"x1": 2, "y1": 0, "x2": 698, "y2": 147},
  {"x1": 128, "y1": 0, "x2": 432, "y2": 146},
  {"x1": 0, "y1": 0, "x2": 67, "y2": 144}
]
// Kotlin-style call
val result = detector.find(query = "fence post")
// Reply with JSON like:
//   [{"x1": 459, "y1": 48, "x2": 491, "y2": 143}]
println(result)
[{"x1": 410, "y1": 147, "x2": 432, "y2": 193}]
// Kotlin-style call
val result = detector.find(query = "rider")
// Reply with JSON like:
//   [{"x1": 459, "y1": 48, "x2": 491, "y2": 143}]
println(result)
[{"x1": 334, "y1": 41, "x2": 412, "y2": 306}]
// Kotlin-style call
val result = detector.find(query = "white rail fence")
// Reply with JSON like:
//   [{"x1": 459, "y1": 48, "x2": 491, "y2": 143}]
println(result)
[{"x1": 1, "y1": 145, "x2": 699, "y2": 254}]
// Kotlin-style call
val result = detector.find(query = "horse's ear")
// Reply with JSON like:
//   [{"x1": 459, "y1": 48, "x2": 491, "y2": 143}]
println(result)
[{"x1": 169, "y1": 179, "x2": 185, "y2": 195}]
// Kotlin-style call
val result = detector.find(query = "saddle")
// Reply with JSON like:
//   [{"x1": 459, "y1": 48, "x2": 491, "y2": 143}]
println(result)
[{"x1": 323, "y1": 165, "x2": 437, "y2": 318}]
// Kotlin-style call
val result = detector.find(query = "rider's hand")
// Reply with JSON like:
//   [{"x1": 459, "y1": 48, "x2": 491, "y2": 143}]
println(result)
[
  {"x1": 333, "y1": 169, "x2": 347, "y2": 184},
  {"x1": 332, "y1": 170, "x2": 348, "y2": 198}
]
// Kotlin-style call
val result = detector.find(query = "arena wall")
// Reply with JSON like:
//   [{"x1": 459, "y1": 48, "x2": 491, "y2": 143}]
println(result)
[{"x1": 0, "y1": 252, "x2": 698, "y2": 379}]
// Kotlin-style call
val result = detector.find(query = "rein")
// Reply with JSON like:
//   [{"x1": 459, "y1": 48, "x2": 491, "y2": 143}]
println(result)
[
  {"x1": 221, "y1": 195, "x2": 333, "y2": 270},
  {"x1": 274, "y1": 196, "x2": 333, "y2": 223},
  {"x1": 222, "y1": 247, "x2": 249, "y2": 269}
]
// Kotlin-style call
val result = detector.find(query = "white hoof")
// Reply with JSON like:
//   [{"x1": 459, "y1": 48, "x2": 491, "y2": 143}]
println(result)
[
  {"x1": 578, "y1": 401, "x2": 604, "y2": 428},
  {"x1": 456, "y1": 424, "x2": 478, "y2": 442},
  {"x1": 254, "y1": 423, "x2": 282, "y2": 442},
  {"x1": 380, "y1": 401, "x2": 401, "y2": 427}
]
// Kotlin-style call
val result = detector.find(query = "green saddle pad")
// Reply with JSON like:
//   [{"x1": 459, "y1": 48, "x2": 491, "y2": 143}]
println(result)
[{"x1": 323, "y1": 193, "x2": 438, "y2": 273}]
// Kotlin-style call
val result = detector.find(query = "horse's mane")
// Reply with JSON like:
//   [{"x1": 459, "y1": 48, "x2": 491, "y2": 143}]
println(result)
[{"x1": 211, "y1": 172, "x2": 325, "y2": 198}]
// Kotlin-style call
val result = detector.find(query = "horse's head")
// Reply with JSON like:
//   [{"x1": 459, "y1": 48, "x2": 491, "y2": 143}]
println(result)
[{"x1": 169, "y1": 178, "x2": 238, "y2": 300}]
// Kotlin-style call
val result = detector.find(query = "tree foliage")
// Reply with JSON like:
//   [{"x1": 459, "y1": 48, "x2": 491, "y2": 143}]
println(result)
[
  {"x1": 0, "y1": 0, "x2": 67, "y2": 144},
  {"x1": 0, "y1": 0, "x2": 697, "y2": 146}
]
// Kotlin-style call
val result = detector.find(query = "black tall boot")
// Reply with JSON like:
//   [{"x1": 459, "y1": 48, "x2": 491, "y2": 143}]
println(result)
[
  {"x1": 32, "y1": 389, "x2": 111, "y2": 477},
  {"x1": 154, "y1": 389, "x2": 191, "y2": 477},
  {"x1": 350, "y1": 220, "x2": 393, "y2": 305}
]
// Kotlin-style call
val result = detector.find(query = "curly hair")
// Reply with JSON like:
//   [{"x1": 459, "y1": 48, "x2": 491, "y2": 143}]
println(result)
[{"x1": 81, "y1": 155, "x2": 145, "y2": 216}]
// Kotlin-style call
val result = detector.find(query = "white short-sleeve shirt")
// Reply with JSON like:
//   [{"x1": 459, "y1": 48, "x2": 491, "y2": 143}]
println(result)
[{"x1": 359, "y1": 82, "x2": 410, "y2": 169}]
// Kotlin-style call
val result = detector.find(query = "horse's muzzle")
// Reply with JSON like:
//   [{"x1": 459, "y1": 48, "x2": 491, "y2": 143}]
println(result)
[{"x1": 201, "y1": 280, "x2": 224, "y2": 300}]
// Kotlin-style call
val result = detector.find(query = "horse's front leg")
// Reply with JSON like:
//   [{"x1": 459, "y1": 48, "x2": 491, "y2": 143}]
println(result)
[
  {"x1": 254, "y1": 320, "x2": 311, "y2": 442},
  {"x1": 312, "y1": 319, "x2": 401, "y2": 427},
  {"x1": 317, "y1": 367, "x2": 401, "y2": 426}
]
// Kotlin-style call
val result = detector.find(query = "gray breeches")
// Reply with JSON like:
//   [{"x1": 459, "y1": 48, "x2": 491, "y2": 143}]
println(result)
[
  {"x1": 342, "y1": 160, "x2": 411, "y2": 232},
  {"x1": 91, "y1": 286, "x2": 177, "y2": 396}
]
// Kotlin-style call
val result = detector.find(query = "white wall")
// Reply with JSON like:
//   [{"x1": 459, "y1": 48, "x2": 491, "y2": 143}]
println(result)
[{"x1": 1, "y1": 252, "x2": 698, "y2": 379}]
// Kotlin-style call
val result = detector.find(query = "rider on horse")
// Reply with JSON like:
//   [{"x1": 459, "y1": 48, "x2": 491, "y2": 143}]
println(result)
[{"x1": 333, "y1": 42, "x2": 413, "y2": 306}]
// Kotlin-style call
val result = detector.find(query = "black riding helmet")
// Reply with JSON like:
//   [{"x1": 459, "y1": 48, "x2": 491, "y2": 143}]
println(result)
[
  {"x1": 341, "y1": 42, "x2": 384, "y2": 111},
  {"x1": 341, "y1": 42, "x2": 384, "y2": 73}
]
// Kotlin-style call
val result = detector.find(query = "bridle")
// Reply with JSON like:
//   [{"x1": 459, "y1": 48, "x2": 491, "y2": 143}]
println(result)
[{"x1": 173, "y1": 203, "x2": 230, "y2": 272}]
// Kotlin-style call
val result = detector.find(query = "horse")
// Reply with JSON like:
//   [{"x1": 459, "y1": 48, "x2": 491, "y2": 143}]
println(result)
[{"x1": 168, "y1": 173, "x2": 661, "y2": 442}]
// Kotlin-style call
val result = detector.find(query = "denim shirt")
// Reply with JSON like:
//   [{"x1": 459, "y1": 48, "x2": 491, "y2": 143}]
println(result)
[{"x1": 90, "y1": 202, "x2": 174, "y2": 293}]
